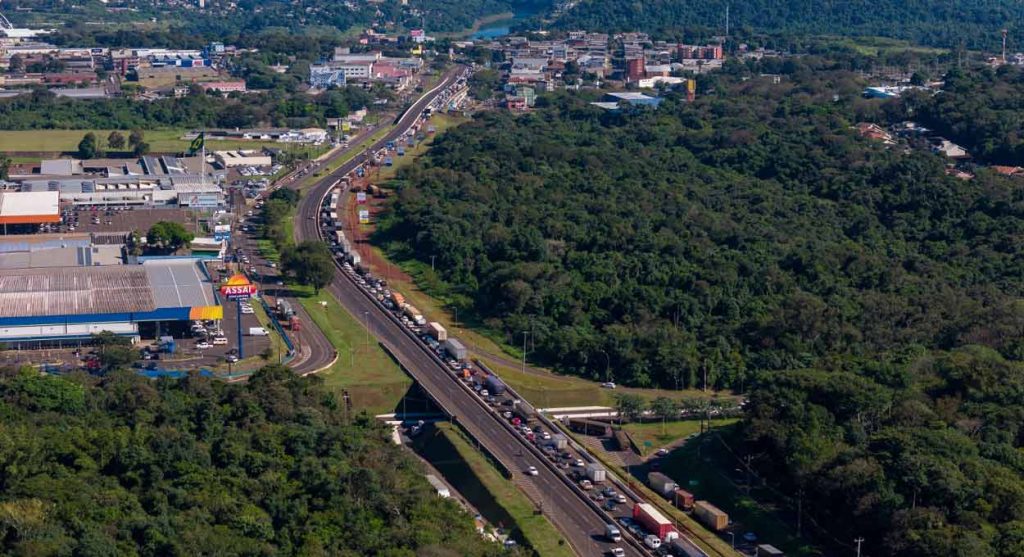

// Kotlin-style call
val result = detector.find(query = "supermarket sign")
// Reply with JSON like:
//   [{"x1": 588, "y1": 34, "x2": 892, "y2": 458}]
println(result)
[{"x1": 220, "y1": 274, "x2": 257, "y2": 300}]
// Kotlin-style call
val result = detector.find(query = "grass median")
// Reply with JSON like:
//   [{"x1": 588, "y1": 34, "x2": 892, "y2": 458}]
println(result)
[{"x1": 288, "y1": 283, "x2": 411, "y2": 415}]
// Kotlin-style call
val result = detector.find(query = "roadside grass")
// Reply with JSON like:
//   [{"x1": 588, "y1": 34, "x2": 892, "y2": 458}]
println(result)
[
  {"x1": 433, "y1": 422, "x2": 576, "y2": 557},
  {"x1": 293, "y1": 125, "x2": 393, "y2": 192},
  {"x1": 659, "y1": 426, "x2": 821, "y2": 557},
  {"x1": 255, "y1": 239, "x2": 280, "y2": 263},
  {"x1": 288, "y1": 282, "x2": 411, "y2": 415},
  {"x1": 0, "y1": 129, "x2": 304, "y2": 154},
  {"x1": 622, "y1": 418, "x2": 739, "y2": 456}
]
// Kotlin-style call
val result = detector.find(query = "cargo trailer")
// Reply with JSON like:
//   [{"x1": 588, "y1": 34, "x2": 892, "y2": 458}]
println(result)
[
  {"x1": 693, "y1": 500, "x2": 728, "y2": 531},
  {"x1": 648, "y1": 472, "x2": 679, "y2": 496},
  {"x1": 428, "y1": 322, "x2": 447, "y2": 341},
  {"x1": 585, "y1": 463, "x2": 606, "y2": 483},
  {"x1": 443, "y1": 338, "x2": 466, "y2": 360},
  {"x1": 632, "y1": 502, "x2": 674, "y2": 540}
]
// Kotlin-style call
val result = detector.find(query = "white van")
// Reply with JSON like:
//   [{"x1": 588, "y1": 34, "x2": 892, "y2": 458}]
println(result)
[{"x1": 248, "y1": 327, "x2": 268, "y2": 336}]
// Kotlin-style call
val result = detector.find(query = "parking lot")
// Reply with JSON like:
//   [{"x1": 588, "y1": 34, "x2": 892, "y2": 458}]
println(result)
[{"x1": 56, "y1": 206, "x2": 202, "y2": 235}]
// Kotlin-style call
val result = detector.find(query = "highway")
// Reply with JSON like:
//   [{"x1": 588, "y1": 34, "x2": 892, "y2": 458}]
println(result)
[{"x1": 292, "y1": 67, "x2": 646, "y2": 556}]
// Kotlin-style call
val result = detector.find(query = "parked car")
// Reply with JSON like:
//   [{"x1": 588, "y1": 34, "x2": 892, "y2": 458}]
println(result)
[{"x1": 195, "y1": 342, "x2": 212, "y2": 350}]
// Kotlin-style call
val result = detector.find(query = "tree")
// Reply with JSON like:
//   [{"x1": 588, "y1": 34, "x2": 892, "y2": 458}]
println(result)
[
  {"x1": 146, "y1": 221, "x2": 194, "y2": 252},
  {"x1": 613, "y1": 393, "x2": 644, "y2": 423},
  {"x1": 269, "y1": 187, "x2": 300, "y2": 206},
  {"x1": 92, "y1": 331, "x2": 136, "y2": 370},
  {"x1": 650, "y1": 396, "x2": 677, "y2": 434},
  {"x1": 128, "y1": 129, "x2": 145, "y2": 150},
  {"x1": 0, "y1": 155, "x2": 10, "y2": 181},
  {"x1": 281, "y1": 241, "x2": 335, "y2": 294},
  {"x1": 77, "y1": 132, "x2": 102, "y2": 159},
  {"x1": 132, "y1": 141, "x2": 150, "y2": 157},
  {"x1": 107, "y1": 131, "x2": 126, "y2": 150},
  {"x1": 8, "y1": 54, "x2": 24, "y2": 74}
]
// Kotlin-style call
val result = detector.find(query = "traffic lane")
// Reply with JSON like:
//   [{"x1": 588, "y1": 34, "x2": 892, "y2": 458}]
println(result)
[
  {"x1": 297, "y1": 69, "x2": 639, "y2": 556},
  {"x1": 325, "y1": 277, "x2": 638, "y2": 557}
]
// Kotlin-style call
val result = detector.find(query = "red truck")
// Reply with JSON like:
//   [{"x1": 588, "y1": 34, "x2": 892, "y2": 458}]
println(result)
[{"x1": 633, "y1": 502, "x2": 675, "y2": 540}]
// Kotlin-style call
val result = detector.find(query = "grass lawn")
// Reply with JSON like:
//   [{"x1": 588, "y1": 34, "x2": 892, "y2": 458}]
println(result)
[
  {"x1": 289, "y1": 283, "x2": 412, "y2": 415},
  {"x1": 0, "y1": 129, "x2": 323, "y2": 155},
  {"x1": 622, "y1": 418, "x2": 739, "y2": 456},
  {"x1": 433, "y1": 423, "x2": 575, "y2": 557},
  {"x1": 658, "y1": 425, "x2": 821, "y2": 557},
  {"x1": 255, "y1": 239, "x2": 280, "y2": 263}
]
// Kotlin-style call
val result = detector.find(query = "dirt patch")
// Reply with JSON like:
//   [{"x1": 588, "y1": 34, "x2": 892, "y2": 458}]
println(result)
[{"x1": 342, "y1": 178, "x2": 413, "y2": 285}]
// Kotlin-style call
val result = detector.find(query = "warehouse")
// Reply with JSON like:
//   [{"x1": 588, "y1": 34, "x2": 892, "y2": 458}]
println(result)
[
  {"x1": 0, "y1": 191, "x2": 60, "y2": 231},
  {"x1": 0, "y1": 258, "x2": 222, "y2": 346}
]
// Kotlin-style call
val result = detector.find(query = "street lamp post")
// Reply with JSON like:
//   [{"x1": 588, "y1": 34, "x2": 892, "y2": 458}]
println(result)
[{"x1": 855, "y1": 537, "x2": 865, "y2": 557}]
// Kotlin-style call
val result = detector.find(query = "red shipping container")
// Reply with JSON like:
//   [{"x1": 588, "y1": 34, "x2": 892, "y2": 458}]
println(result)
[
  {"x1": 673, "y1": 488, "x2": 695, "y2": 510},
  {"x1": 633, "y1": 502, "x2": 674, "y2": 539}
]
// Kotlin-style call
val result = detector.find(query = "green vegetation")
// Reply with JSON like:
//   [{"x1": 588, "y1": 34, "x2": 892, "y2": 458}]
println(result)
[
  {"x1": 282, "y1": 241, "x2": 336, "y2": 294},
  {"x1": 547, "y1": 0, "x2": 1024, "y2": 49},
  {"x1": 658, "y1": 426, "x2": 818, "y2": 557},
  {"x1": 146, "y1": 220, "x2": 194, "y2": 253},
  {"x1": 381, "y1": 56, "x2": 1024, "y2": 556},
  {"x1": 430, "y1": 423, "x2": 575, "y2": 557},
  {"x1": 622, "y1": 419, "x2": 738, "y2": 456},
  {"x1": 0, "y1": 364, "x2": 511, "y2": 556},
  {"x1": 291, "y1": 283, "x2": 412, "y2": 415},
  {"x1": 0, "y1": 129, "x2": 304, "y2": 153},
  {"x1": 904, "y1": 65, "x2": 1024, "y2": 165}
]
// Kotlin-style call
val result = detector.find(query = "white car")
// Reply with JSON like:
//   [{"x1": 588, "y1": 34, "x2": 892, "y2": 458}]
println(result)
[
  {"x1": 195, "y1": 342, "x2": 212, "y2": 350},
  {"x1": 525, "y1": 466, "x2": 538, "y2": 476},
  {"x1": 240, "y1": 307, "x2": 254, "y2": 314},
  {"x1": 212, "y1": 336, "x2": 228, "y2": 345},
  {"x1": 644, "y1": 535, "x2": 662, "y2": 550},
  {"x1": 608, "y1": 549, "x2": 625, "y2": 557}
]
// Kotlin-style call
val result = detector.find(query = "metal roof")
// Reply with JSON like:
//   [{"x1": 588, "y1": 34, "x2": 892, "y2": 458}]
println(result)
[{"x1": 0, "y1": 259, "x2": 216, "y2": 319}]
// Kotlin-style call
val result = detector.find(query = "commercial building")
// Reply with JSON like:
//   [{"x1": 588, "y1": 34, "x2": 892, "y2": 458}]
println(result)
[
  {"x1": 0, "y1": 258, "x2": 222, "y2": 346},
  {"x1": 200, "y1": 80, "x2": 246, "y2": 93},
  {"x1": 0, "y1": 191, "x2": 60, "y2": 228},
  {"x1": 214, "y1": 150, "x2": 273, "y2": 168}
]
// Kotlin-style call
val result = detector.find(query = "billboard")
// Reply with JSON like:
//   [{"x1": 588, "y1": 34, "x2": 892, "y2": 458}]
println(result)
[
  {"x1": 356, "y1": 191, "x2": 367, "y2": 204},
  {"x1": 358, "y1": 209, "x2": 370, "y2": 224},
  {"x1": 220, "y1": 274, "x2": 257, "y2": 300}
]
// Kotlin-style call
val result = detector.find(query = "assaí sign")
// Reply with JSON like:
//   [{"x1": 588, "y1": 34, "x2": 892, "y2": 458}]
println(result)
[{"x1": 220, "y1": 274, "x2": 257, "y2": 300}]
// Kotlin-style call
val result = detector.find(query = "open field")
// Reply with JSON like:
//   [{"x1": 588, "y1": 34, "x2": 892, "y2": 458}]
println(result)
[
  {"x1": 290, "y1": 283, "x2": 412, "y2": 415},
  {"x1": 0, "y1": 129, "x2": 316, "y2": 154},
  {"x1": 429, "y1": 423, "x2": 575, "y2": 557},
  {"x1": 622, "y1": 418, "x2": 739, "y2": 456}
]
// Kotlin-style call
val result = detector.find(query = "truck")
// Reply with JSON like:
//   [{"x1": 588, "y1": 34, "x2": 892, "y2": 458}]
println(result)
[
  {"x1": 428, "y1": 322, "x2": 448, "y2": 341},
  {"x1": 384, "y1": 157, "x2": 394, "y2": 167},
  {"x1": 512, "y1": 399, "x2": 534, "y2": 423},
  {"x1": 443, "y1": 338, "x2": 466, "y2": 360},
  {"x1": 391, "y1": 292, "x2": 406, "y2": 308},
  {"x1": 288, "y1": 316, "x2": 301, "y2": 331},
  {"x1": 757, "y1": 545, "x2": 785, "y2": 557},
  {"x1": 585, "y1": 463, "x2": 606, "y2": 483},
  {"x1": 604, "y1": 524, "x2": 622, "y2": 542},
  {"x1": 248, "y1": 327, "x2": 269, "y2": 336},
  {"x1": 693, "y1": 500, "x2": 728, "y2": 532},
  {"x1": 633, "y1": 503, "x2": 674, "y2": 540},
  {"x1": 397, "y1": 147, "x2": 405, "y2": 156},
  {"x1": 386, "y1": 140, "x2": 396, "y2": 150},
  {"x1": 485, "y1": 375, "x2": 507, "y2": 395},
  {"x1": 648, "y1": 472, "x2": 679, "y2": 497},
  {"x1": 349, "y1": 252, "x2": 362, "y2": 266},
  {"x1": 277, "y1": 299, "x2": 294, "y2": 319},
  {"x1": 673, "y1": 488, "x2": 695, "y2": 510},
  {"x1": 549, "y1": 433, "x2": 568, "y2": 450},
  {"x1": 403, "y1": 304, "x2": 421, "y2": 320}
]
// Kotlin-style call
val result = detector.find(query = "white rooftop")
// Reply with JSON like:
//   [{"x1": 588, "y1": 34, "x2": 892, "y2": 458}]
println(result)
[{"x1": 0, "y1": 191, "x2": 59, "y2": 218}]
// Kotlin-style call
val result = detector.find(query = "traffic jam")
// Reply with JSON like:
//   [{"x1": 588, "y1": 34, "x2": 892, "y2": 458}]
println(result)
[{"x1": 313, "y1": 71, "x2": 713, "y2": 557}]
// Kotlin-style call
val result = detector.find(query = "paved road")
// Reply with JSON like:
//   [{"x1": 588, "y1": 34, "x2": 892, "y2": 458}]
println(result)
[{"x1": 292, "y1": 68, "x2": 645, "y2": 557}]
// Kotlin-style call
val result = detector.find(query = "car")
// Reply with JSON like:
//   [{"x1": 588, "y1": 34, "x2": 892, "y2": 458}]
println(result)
[
  {"x1": 616, "y1": 494, "x2": 626, "y2": 503},
  {"x1": 608, "y1": 549, "x2": 625, "y2": 557},
  {"x1": 525, "y1": 466, "x2": 538, "y2": 476},
  {"x1": 212, "y1": 336, "x2": 228, "y2": 345},
  {"x1": 743, "y1": 532, "x2": 758, "y2": 543},
  {"x1": 604, "y1": 499, "x2": 618, "y2": 510},
  {"x1": 241, "y1": 307, "x2": 255, "y2": 314},
  {"x1": 480, "y1": 389, "x2": 489, "y2": 397},
  {"x1": 645, "y1": 535, "x2": 662, "y2": 550},
  {"x1": 657, "y1": 448, "x2": 670, "y2": 457},
  {"x1": 541, "y1": 431, "x2": 551, "y2": 441},
  {"x1": 225, "y1": 354, "x2": 239, "y2": 363},
  {"x1": 573, "y1": 459, "x2": 585, "y2": 467},
  {"x1": 502, "y1": 411, "x2": 513, "y2": 419},
  {"x1": 195, "y1": 342, "x2": 212, "y2": 349},
  {"x1": 601, "y1": 382, "x2": 616, "y2": 389}
]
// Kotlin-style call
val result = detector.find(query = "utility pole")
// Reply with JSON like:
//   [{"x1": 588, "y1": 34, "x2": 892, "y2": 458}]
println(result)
[
  {"x1": 521, "y1": 331, "x2": 528, "y2": 375},
  {"x1": 364, "y1": 311, "x2": 369, "y2": 347},
  {"x1": 430, "y1": 254, "x2": 435, "y2": 272},
  {"x1": 725, "y1": 5, "x2": 730, "y2": 41},
  {"x1": 855, "y1": 537, "x2": 865, "y2": 557}
]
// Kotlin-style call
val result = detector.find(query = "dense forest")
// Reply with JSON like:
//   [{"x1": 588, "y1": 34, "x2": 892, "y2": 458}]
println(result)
[
  {"x1": 0, "y1": 364, "x2": 517, "y2": 556},
  {"x1": 380, "y1": 57, "x2": 1024, "y2": 555},
  {"x1": 0, "y1": 84, "x2": 374, "y2": 131},
  {"x1": 546, "y1": 0, "x2": 1024, "y2": 49},
  {"x1": 14, "y1": 0, "x2": 536, "y2": 48}
]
